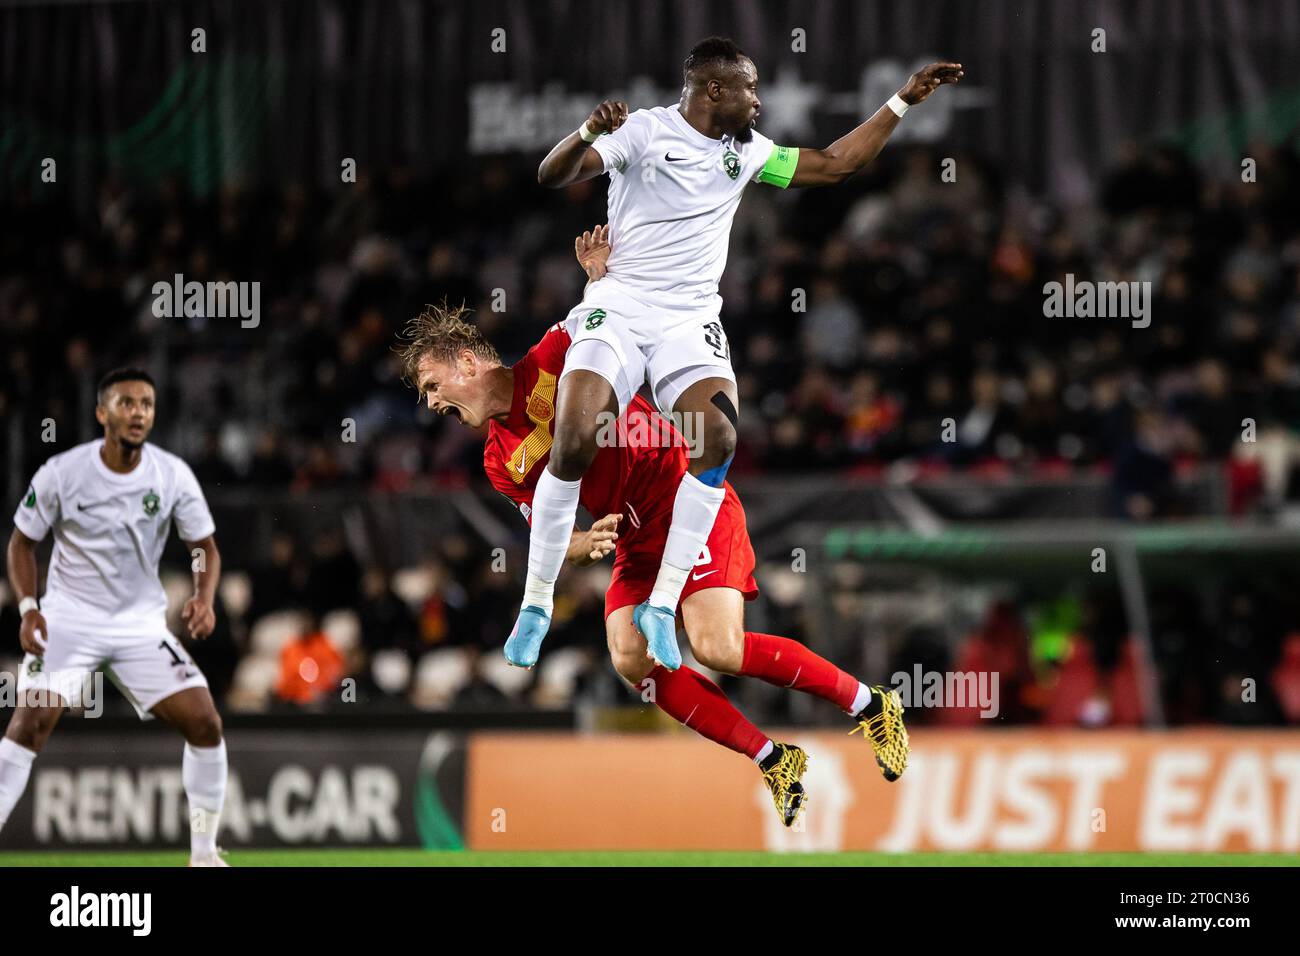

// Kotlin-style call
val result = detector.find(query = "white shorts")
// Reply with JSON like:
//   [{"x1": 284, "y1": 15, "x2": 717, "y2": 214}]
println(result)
[
  {"x1": 17, "y1": 609, "x2": 209, "y2": 720},
  {"x1": 561, "y1": 280, "x2": 736, "y2": 415}
]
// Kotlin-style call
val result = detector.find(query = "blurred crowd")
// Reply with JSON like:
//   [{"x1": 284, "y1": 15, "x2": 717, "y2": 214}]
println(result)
[
  {"x1": 4, "y1": 136, "x2": 1300, "y2": 725},
  {"x1": 4, "y1": 139, "x2": 1300, "y2": 518}
]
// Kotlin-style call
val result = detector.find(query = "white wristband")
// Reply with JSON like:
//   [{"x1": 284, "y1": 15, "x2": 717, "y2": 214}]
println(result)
[
  {"x1": 18, "y1": 596, "x2": 39, "y2": 617},
  {"x1": 578, "y1": 121, "x2": 600, "y2": 144},
  {"x1": 886, "y1": 93, "x2": 910, "y2": 117}
]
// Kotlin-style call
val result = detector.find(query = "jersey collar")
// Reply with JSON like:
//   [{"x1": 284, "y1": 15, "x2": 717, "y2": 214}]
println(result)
[
  {"x1": 668, "y1": 105, "x2": 724, "y2": 149},
  {"x1": 92, "y1": 438, "x2": 149, "y2": 482}
]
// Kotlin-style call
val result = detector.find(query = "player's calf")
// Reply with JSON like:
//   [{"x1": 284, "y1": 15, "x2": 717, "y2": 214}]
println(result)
[{"x1": 3, "y1": 697, "x2": 63, "y2": 753}]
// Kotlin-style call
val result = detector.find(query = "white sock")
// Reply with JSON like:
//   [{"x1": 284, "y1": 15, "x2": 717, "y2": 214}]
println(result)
[
  {"x1": 0, "y1": 738, "x2": 37, "y2": 832},
  {"x1": 648, "y1": 473, "x2": 726, "y2": 611},
  {"x1": 183, "y1": 740, "x2": 227, "y2": 858},
  {"x1": 753, "y1": 740, "x2": 775, "y2": 764},
  {"x1": 523, "y1": 469, "x2": 583, "y2": 613},
  {"x1": 849, "y1": 682, "x2": 873, "y2": 716}
]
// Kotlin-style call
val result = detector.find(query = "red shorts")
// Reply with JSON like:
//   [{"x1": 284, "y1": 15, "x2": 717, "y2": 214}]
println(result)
[{"x1": 604, "y1": 482, "x2": 758, "y2": 618}]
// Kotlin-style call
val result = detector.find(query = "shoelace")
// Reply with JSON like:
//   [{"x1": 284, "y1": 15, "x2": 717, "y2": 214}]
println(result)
[
  {"x1": 762, "y1": 747, "x2": 808, "y2": 798},
  {"x1": 850, "y1": 692, "x2": 908, "y2": 767}
]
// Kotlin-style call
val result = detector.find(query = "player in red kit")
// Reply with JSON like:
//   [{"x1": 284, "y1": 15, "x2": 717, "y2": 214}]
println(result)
[{"x1": 395, "y1": 233, "x2": 908, "y2": 826}]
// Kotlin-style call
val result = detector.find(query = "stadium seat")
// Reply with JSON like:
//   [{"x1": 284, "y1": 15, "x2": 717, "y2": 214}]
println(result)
[
  {"x1": 534, "y1": 647, "x2": 595, "y2": 708},
  {"x1": 392, "y1": 566, "x2": 435, "y2": 608},
  {"x1": 218, "y1": 571, "x2": 252, "y2": 619},
  {"x1": 228, "y1": 654, "x2": 280, "y2": 711},
  {"x1": 371, "y1": 648, "x2": 413, "y2": 695},
  {"x1": 250, "y1": 610, "x2": 308, "y2": 657},
  {"x1": 479, "y1": 652, "x2": 533, "y2": 699},
  {"x1": 412, "y1": 647, "x2": 473, "y2": 709},
  {"x1": 322, "y1": 609, "x2": 361, "y2": 654},
  {"x1": 759, "y1": 565, "x2": 808, "y2": 607}
]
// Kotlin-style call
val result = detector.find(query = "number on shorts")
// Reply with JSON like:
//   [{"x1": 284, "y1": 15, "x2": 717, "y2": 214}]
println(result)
[
  {"x1": 703, "y1": 321, "x2": 730, "y2": 361},
  {"x1": 159, "y1": 640, "x2": 186, "y2": 667}
]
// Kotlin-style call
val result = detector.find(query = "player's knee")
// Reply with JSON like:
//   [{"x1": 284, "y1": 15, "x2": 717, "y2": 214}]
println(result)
[
  {"x1": 611, "y1": 650, "x2": 654, "y2": 686},
  {"x1": 549, "y1": 424, "x2": 599, "y2": 481},
  {"x1": 690, "y1": 411, "x2": 737, "y2": 477},
  {"x1": 607, "y1": 630, "x2": 653, "y2": 685},
  {"x1": 185, "y1": 709, "x2": 224, "y2": 748},
  {"x1": 689, "y1": 623, "x2": 743, "y2": 674}
]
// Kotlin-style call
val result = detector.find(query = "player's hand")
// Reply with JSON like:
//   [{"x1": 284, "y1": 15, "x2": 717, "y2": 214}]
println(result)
[
  {"x1": 182, "y1": 596, "x2": 216, "y2": 640},
  {"x1": 586, "y1": 100, "x2": 628, "y2": 135},
  {"x1": 19, "y1": 609, "x2": 48, "y2": 657},
  {"x1": 898, "y1": 62, "x2": 964, "y2": 105},
  {"x1": 576, "y1": 513, "x2": 621, "y2": 566},
  {"x1": 576, "y1": 224, "x2": 611, "y2": 282}
]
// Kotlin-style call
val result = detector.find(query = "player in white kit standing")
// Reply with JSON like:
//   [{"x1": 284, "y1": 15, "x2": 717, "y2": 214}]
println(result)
[
  {"x1": 0, "y1": 368, "x2": 230, "y2": 866},
  {"x1": 509, "y1": 37, "x2": 962, "y2": 669}
]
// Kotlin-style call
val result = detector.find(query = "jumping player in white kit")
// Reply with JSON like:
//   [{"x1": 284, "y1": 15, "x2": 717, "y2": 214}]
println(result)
[
  {"x1": 0, "y1": 368, "x2": 230, "y2": 866},
  {"x1": 509, "y1": 37, "x2": 962, "y2": 670}
]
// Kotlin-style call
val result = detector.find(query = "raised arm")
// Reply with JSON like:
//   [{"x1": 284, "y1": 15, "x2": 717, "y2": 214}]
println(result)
[
  {"x1": 7, "y1": 528, "x2": 47, "y2": 657},
  {"x1": 788, "y1": 62, "x2": 963, "y2": 188},
  {"x1": 537, "y1": 100, "x2": 628, "y2": 189}
]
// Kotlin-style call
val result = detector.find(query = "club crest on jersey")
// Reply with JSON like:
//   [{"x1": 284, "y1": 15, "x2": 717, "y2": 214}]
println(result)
[
  {"x1": 584, "y1": 309, "x2": 606, "y2": 331},
  {"x1": 526, "y1": 391, "x2": 554, "y2": 424},
  {"x1": 142, "y1": 490, "x2": 161, "y2": 517},
  {"x1": 721, "y1": 149, "x2": 740, "y2": 180}
]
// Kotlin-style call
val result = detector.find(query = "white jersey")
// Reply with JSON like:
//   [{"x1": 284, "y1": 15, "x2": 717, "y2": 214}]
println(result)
[
  {"x1": 13, "y1": 439, "x2": 216, "y2": 622},
  {"x1": 591, "y1": 105, "x2": 779, "y2": 314}
]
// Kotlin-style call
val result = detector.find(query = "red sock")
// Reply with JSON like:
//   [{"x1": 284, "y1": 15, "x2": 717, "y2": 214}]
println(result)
[
  {"x1": 740, "y1": 632, "x2": 861, "y2": 713},
  {"x1": 645, "y1": 664, "x2": 769, "y2": 760}
]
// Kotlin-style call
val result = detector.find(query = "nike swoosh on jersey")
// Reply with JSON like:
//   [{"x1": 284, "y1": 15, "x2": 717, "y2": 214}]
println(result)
[
  {"x1": 664, "y1": 152, "x2": 689, "y2": 162},
  {"x1": 691, "y1": 569, "x2": 719, "y2": 581},
  {"x1": 515, "y1": 449, "x2": 527, "y2": 474}
]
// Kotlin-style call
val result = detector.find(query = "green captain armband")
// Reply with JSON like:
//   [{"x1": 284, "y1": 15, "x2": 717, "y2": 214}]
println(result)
[{"x1": 757, "y1": 145, "x2": 799, "y2": 188}]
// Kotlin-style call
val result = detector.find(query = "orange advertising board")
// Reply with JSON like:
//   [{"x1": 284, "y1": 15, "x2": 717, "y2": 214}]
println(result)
[{"x1": 465, "y1": 729, "x2": 1300, "y2": 853}]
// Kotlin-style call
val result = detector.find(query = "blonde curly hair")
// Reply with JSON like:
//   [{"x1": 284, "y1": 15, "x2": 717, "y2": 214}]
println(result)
[{"x1": 395, "y1": 301, "x2": 500, "y2": 385}]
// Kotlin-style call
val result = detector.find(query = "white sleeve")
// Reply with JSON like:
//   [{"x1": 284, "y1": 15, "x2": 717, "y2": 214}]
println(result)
[
  {"x1": 747, "y1": 129, "x2": 777, "y2": 183},
  {"x1": 13, "y1": 462, "x2": 60, "y2": 541},
  {"x1": 172, "y1": 459, "x2": 216, "y2": 541},
  {"x1": 591, "y1": 110, "x2": 652, "y2": 175}
]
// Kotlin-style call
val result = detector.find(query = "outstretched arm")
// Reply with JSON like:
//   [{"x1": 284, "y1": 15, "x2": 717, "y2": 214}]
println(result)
[
  {"x1": 787, "y1": 62, "x2": 963, "y2": 188},
  {"x1": 566, "y1": 513, "x2": 622, "y2": 567},
  {"x1": 538, "y1": 100, "x2": 629, "y2": 188}
]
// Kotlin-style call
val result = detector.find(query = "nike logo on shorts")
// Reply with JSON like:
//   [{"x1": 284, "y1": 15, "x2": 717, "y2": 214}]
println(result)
[{"x1": 691, "y1": 569, "x2": 719, "y2": 581}]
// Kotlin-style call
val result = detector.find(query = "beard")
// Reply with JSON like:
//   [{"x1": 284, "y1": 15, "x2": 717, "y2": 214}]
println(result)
[{"x1": 734, "y1": 120, "x2": 755, "y2": 144}]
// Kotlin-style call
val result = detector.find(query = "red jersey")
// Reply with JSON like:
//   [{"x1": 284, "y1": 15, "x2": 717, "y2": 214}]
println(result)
[{"x1": 483, "y1": 323, "x2": 687, "y2": 527}]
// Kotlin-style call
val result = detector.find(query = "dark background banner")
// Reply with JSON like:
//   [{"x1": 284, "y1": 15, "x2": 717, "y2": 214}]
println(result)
[{"x1": 4, "y1": 0, "x2": 1300, "y2": 205}]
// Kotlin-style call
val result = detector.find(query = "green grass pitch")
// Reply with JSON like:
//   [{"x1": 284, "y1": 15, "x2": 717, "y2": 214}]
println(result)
[{"x1": 0, "y1": 849, "x2": 1292, "y2": 867}]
